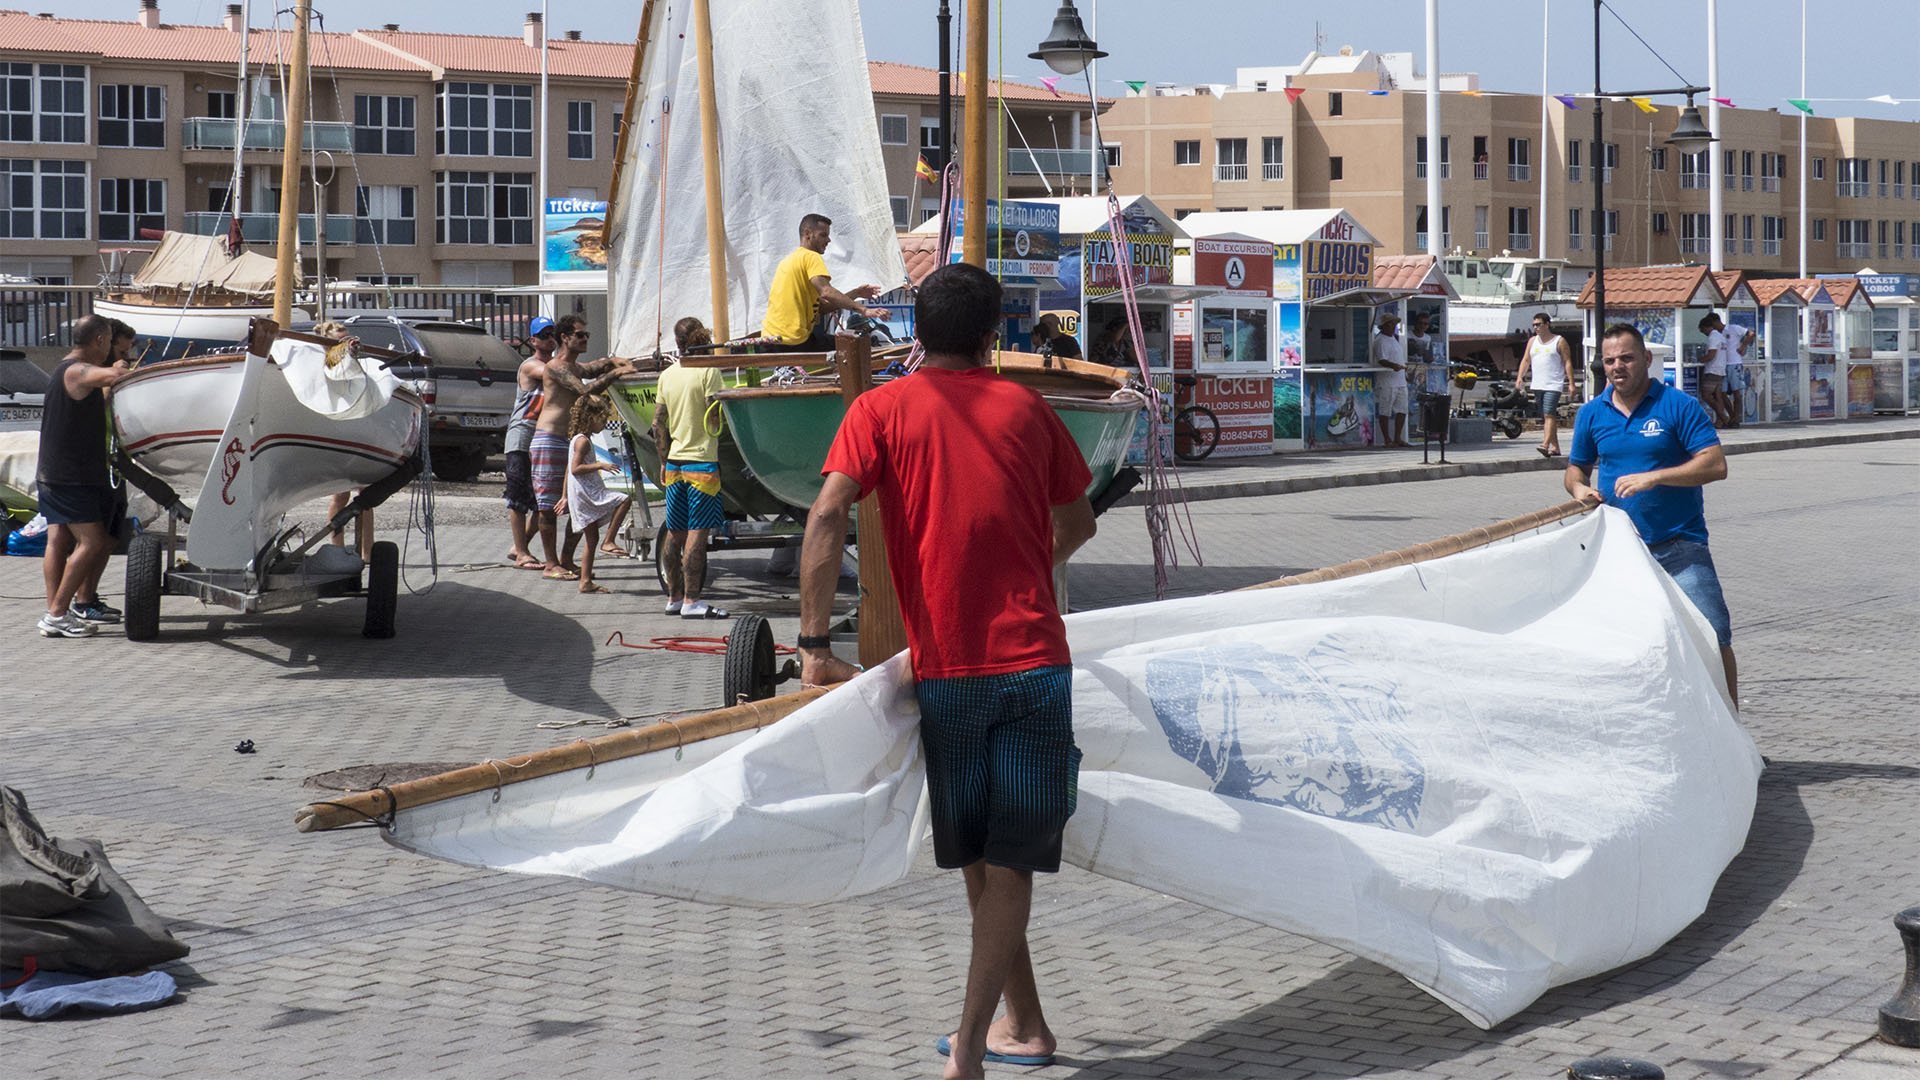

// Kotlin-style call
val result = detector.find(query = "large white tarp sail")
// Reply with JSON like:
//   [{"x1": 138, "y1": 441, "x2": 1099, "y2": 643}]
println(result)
[
  {"x1": 386, "y1": 507, "x2": 1761, "y2": 1028},
  {"x1": 130, "y1": 231, "x2": 294, "y2": 294},
  {"x1": 606, "y1": 0, "x2": 909, "y2": 357}
]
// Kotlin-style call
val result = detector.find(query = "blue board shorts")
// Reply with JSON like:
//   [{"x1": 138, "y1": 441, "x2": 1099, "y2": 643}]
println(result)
[
  {"x1": 1650, "y1": 537, "x2": 1733, "y2": 649},
  {"x1": 915, "y1": 664, "x2": 1081, "y2": 873},
  {"x1": 661, "y1": 460, "x2": 724, "y2": 531}
]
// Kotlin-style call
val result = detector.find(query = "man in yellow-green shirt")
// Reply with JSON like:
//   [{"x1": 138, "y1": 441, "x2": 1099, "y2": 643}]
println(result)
[
  {"x1": 761, "y1": 213, "x2": 891, "y2": 350},
  {"x1": 654, "y1": 316, "x2": 731, "y2": 619}
]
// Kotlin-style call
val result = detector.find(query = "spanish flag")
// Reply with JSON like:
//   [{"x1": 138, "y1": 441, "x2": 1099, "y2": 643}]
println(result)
[{"x1": 916, "y1": 154, "x2": 938, "y2": 183}]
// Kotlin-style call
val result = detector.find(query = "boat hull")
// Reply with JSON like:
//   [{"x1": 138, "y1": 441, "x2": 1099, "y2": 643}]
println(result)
[
  {"x1": 94, "y1": 297, "x2": 293, "y2": 344},
  {"x1": 608, "y1": 373, "x2": 798, "y2": 517},
  {"x1": 112, "y1": 354, "x2": 249, "y2": 483}
]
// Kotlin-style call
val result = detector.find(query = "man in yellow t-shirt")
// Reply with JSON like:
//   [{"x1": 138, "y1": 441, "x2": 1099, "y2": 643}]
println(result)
[
  {"x1": 760, "y1": 213, "x2": 891, "y2": 350},
  {"x1": 654, "y1": 316, "x2": 731, "y2": 618}
]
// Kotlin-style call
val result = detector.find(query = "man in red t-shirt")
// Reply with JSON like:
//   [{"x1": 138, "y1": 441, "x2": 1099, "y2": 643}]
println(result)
[{"x1": 798, "y1": 262, "x2": 1096, "y2": 1078}]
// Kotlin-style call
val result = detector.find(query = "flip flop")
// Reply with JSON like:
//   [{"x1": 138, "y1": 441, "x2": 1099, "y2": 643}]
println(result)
[
  {"x1": 511, "y1": 557, "x2": 543, "y2": 570},
  {"x1": 1537, "y1": 446, "x2": 1552, "y2": 458},
  {"x1": 935, "y1": 1035, "x2": 1055, "y2": 1067},
  {"x1": 579, "y1": 583, "x2": 611, "y2": 594},
  {"x1": 681, "y1": 605, "x2": 730, "y2": 619},
  {"x1": 664, "y1": 603, "x2": 682, "y2": 616},
  {"x1": 543, "y1": 569, "x2": 579, "y2": 581},
  {"x1": 599, "y1": 546, "x2": 632, "y2": 559}
]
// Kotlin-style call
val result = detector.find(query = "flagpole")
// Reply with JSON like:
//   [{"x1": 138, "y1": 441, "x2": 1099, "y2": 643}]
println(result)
[
  {"x1": 1797, "y1": 0, "x2": 1807, "y2": 277},
  {"x1": 1706, "y1": 0, "x2": 1722, "y2": 273},
  {"x1": 1539, "y1": 0, "x2": 1549, "y2": 258},
  {"x1": 1424, "y1": 0, "x2": 1441, "y2": 257},
  {"x1": 1088, "y1": 0, "x2": 1099, "y2": 198}
]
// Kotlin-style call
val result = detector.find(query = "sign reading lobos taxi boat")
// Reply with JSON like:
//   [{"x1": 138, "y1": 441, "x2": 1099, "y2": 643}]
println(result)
[
  {"x1": 1304, "y1": 216, "x2": 1374, "y2": 303},
  {"x1": 1085, "y1": 214, "x2": 1175, "y2": 298},
  {"x1": 948, "y1": 199, "x2": 1061, "y2": 286}
]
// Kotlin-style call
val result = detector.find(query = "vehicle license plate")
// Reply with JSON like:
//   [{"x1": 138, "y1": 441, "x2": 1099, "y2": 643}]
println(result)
[
  {"x1": 460, "y1": 413, "x2": 507, "y2": 428},
  {"x1": 0, "y1": 406, "x2": 38, "y2": 422}
]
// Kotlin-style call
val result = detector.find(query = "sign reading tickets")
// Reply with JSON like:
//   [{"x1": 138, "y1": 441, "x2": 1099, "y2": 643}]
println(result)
[
  {"x1": 545, "y1": 198, "x2": 610, "y2": 273},
  {"x1": 949, "y1": 199, "x2": 1061, "y2": 285},
  {"x1": 1084, "y1": 224, "x2": 1174, "y2": 298},
  {"x1": 1301, "y1": 216, "x2": 1374, "y2": 303}
]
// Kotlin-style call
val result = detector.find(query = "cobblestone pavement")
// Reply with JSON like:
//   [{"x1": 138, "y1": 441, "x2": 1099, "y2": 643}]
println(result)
[{"x1": 3, "y1": 438, "x2": 1915, "y2": 1079}]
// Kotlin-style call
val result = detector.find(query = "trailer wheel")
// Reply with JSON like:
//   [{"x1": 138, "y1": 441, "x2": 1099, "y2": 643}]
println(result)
[
  {"x1": 363, "y1": 540, "x2": 399, "y2": 639},
  {"x1": 125, "y1": 532, "x2": 164, "y2": 642},
  {"x1": 722, "y1": 613, "x2": 777, "y2": 705}
]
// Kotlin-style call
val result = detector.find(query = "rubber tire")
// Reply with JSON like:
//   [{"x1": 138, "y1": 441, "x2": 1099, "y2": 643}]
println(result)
[
  {"x1": 363, "y1": 540, "x2": 399, "y2": 639},
  {"x1": 652, "y1": 524, "x2": 712, "y2": 595},
  {"x1": 1175, "y1": 406, "x2": 1221, "y2": 462},
  {"x1": 1499, "y1": 416, "x2": 1525, "y2": 440},
  {"x1": 124, "y1": 531, "x2": 164, "y2": 642},
  {"x1": 431, "y1": 447, "x2": 486, "y2": 483},
  {"x1": 722, "y1": 613, "x2": 777, "y2": 706}
]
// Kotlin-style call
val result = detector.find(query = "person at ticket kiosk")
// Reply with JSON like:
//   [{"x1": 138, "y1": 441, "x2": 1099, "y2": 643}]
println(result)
[{"x1": 1370, "y1": 313, "x2": 1412, "y2": 447}]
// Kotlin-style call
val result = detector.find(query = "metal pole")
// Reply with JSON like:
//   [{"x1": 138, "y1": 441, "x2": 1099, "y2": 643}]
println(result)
[
  {"x1": 1088, "y1": 0, "x2": 1099, "y2": 197},
  {"x1": 231, "y1": 0, "x2": 250, "y2": 223},
  {"x1": 937, "y1": 1, "x2": 952, "y2": 169},
  {"x1": 1424, "y1": 0, "x2": 1441, "y2": 257},
  {"x1": 962, "y1": 0, "x2": 988, "y2": 267},
  {"x1": 1539, "y1": 0, "x2": 1549, "y2": 258},
  {"x1": 272, "y1": 0, "x2": 311, "y2": 325},
  {"x1": 313, "y1": 172, "x2": 327, "y2": 324},
  {"x1": 693, "y1": 0, "x2": 729, "y2": 340},
  {"x1": 538, "y1": 1, "x2": 549, "y2": 286},
  {"x1": 1797, "y1": 0, "x2": 1807, "y2": 277},
  {"x1": 1706, "y1": 0, "x2": 1722, "y2": 272},
  {"x1": 1592, "y1": 0, "x2": 1605, "y2": 361}
]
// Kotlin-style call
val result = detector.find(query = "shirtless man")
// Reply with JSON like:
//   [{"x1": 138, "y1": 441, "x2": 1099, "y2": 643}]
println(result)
[
  {"x1": 504, "y1": 316, "x2": 555, "y2": 569},
  {"x1": 529, "y1": 314, "x2": 632, "y2": 577}
]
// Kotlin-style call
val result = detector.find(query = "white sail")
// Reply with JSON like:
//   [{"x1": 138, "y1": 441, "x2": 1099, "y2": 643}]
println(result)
[
  {"x1": 607, "y1": 0, "x2": 908, "y2": 356},
  {"x1": 386, "y1": 507, "x2": 1761, "y2": 1029}
]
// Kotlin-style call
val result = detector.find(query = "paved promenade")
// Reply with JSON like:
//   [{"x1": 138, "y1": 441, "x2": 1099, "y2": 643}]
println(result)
[{"x1": 3, "y1": 426, "x2": 1915, "y2": 1079}]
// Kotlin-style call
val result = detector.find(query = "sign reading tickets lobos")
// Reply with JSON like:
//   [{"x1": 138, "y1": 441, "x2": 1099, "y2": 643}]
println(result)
[
  {"x1": 1085, "y1": 214, "x2": 1175, "y2": 298},
  {"x1": 1303, "y1": 216, "x2": 1373, "y2": 303}
]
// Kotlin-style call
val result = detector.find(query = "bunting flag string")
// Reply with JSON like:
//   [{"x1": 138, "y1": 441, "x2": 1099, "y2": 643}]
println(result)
[
  {"x1": 1711, "y1": 97, "x2": 1736, "y2": 108},
  {"x1": 1629, "y1": 97, "x2": 1657, "y2": 114},
  {"x1": 1038, "y1": 76, "x2": 1060, "y2": 97},
  {"x1": 1124, "y1": 79, "x2": 1147, "y2": 96},
  {"x1": 1066, "y1": 77, "x2": 1912, "y2": 114},
  {"x1": 1554, "y1": 94, "x2": 1579, "y2": 109},
  {"x1": 1787, "y1": 99, "x2": 1814, "y2": 115},
  {"x1": 1284, "y1": 87, "x2": 1305, "y2": 104}
]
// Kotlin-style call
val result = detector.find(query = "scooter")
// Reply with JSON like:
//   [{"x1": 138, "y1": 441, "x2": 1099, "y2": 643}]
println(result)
[{"x1": 1449, "y1": 361, "x2": 1527, "y2": 440}]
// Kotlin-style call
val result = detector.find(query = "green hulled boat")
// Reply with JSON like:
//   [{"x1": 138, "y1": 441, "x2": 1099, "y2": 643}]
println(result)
[{"x1": 607, "y1": 369, "x2": 798, "y2": 518}]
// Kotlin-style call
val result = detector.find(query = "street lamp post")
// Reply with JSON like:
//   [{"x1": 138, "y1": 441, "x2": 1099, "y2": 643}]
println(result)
[{"x1": 1029, "y1": 2, "x2": 1107, "y2": 192}]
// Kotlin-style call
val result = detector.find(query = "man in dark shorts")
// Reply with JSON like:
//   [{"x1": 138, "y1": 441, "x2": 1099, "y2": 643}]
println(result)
[
  {"x1": 503, "y1": 315, "x2": 553, "y2": 569},
  {"x1": 797, "y1": 262, "x2": 1098, "y2": 1079},
  {"x1": 37, "y1": 315, "x2": 131, "y2": 638},
  {"x1": 1566, "y1": 323, "x2": 1738, "y2": 707}
]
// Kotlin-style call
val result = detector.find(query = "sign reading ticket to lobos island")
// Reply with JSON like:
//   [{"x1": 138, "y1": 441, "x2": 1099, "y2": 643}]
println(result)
[
  {"x1": 1303, "y1": 217, "x2": 1374, "y2": 303},
  {"x1": 948, "y1": 198, "x2": 1061, "y2": 286}
]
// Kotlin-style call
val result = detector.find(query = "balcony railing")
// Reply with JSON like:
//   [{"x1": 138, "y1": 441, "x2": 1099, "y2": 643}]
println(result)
[
  {"x1": 1508, "y1": 164, "x2": 1530, "y2": 182},
  {"x1": 182, "y1": 210, "x2": 356, "y2": 245},
  {"x1": 1473, "y1": 161, "x2": 1489, "y2": 180},
  {"x1": 1838, "y1": 181, "x2": 1871, "y2": 197},
  {"x1": 1415, "y1": 163, "x2": 1452, "y2": 180},
  {"x1": 1216, "y1": 163, "x2": 1248, "y2": 182},
  {"x1": 1762, "y1": 177, "x2": 1781, "y2": 192},
  {"x1": 1681, "y1": 173, "x2": 1708, "y2": 189},
  {"x1": 1725, "y1": 236, "x2": 1738, "y2": 254},
  {"x1": 181, "y1": 116, "x2": 355, "y2": 153},
  {"x1": 1004, "y1": 146, "x2": 1101, "y2": 176},
  {"x1": 1724, "y1": 173, "x2": 1737, "y2": 190},
  {"x1": 1762, "y1": 239, "x2": 1781, "y2": 255},
  {"x1": 1509, "y1": 233, "x2": 1532, "y2": 250},
  {"x1": 1262, "y1": 162, "x2": 1284, "y2": 181},
  {"x1": 1569, "y1": 234, "x2": 1584, "y2": 251},
  {"x1": 1473, "y1": 231, "x2": 1489, "y2": 248},
  {"x1": 1568, "y1": 165, "x2": 1582, "y2": 183},
  {"x1": 1879, "y1": 183, "x2": 1890, "y2": 197},
  {"x1": 1743, "y1": 239, "x2": 1755, "y2": 254},
  {"x1": 1680, "y1": 238, "x2": 1709, "y2": 255},
  {"x1": 1837, "y1": 242, "x2": 1871, "y2": 257},
  {"x1": 1742, "y1": 175, "x2": 1754, "y2": 191}
]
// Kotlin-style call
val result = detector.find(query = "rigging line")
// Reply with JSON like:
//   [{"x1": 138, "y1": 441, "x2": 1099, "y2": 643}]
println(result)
[
  {"x1": 1600, "y1": 1, "x2": 1692, "y2": 87},
  {"x1": 313, "y1": 12, "x2": 396, "y2": 304},
  {"x1": 1002, "y1": 101, "x2": 1051, "y2": 197}
]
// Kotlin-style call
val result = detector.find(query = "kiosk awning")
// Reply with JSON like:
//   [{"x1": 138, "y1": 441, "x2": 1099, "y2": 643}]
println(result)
[{"x1": 1089, "y1": 284, "x2": 1224, "y2": 305}]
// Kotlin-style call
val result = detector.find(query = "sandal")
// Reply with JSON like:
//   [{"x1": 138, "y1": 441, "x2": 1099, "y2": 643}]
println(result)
[
  {"x1": 681, "y1": 604, "x2": 730, "y2": 619},
  {"x1": 511, "y1": 556, "x2": 543, "y2": 569},
  {"x1": 599, "y1": 545, "x2": 632, "y2": 559},
  {"x1": 579, "y1": 583, "x2": 611, "y2": 594},
  {"x1": 543, "y1": 569, "x2": 579, "y2": 581}
]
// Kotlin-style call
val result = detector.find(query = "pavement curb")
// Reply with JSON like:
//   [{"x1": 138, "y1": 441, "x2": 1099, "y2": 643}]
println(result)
[{"x1": 1117, "y1": 425, "x2": 1919, "y2": 506}]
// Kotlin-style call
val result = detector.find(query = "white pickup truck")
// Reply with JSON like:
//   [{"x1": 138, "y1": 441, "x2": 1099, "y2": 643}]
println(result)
[{"x1": 340, "y1": 317, "x2": 520, "y2": 482}]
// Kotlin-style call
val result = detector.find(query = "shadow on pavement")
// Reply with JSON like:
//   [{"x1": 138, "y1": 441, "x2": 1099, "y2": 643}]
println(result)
[
  {"x1": 1065, "y1": 561, "x2": 1316, "y2": 608},
  {"x1": 1063, "y1": 760, "x2": 1909, "y2": 1077}
]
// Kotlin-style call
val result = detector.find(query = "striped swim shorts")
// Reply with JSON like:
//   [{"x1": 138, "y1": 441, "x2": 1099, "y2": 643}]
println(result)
[
  {"x1": 529, "y1": 431, "x2": 569, "y2": 512},
  {"x1": 914, "y1": 664, "x2": 1080, "y2": 873},
  {"x1": 662, "y1": 459, "x2": 724, "y2": 531}
]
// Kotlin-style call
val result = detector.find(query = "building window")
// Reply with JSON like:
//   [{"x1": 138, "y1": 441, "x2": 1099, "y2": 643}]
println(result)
[
  {"x1": 1261, "y1": 136, "x2": 1283, "y2": 181},
  {"x1": 1650, "y1": 147, "x2": 1668, "y2": 172},
  {"x1": 1895, "y1": 160, "x2": 1906, "y2": 199},
  {"x1": 1567, "y1": 138, "x2": 1581, "y2": 182},
  {"x1": 1603, "y1": 210, "x2": 1617, "y2": 251},
  {"x1": 354, "y1": 94, "x2": 416, "y2": 156},
  {"x1": 1742, "y1": 214, "x2": 1755, "y2": 254},
  {"x1": 1174, "y1": 207, "x2": 1197, "y2": 220},
  {"x1": 355, "y1": 184, "x2": 416, "y2": 245},
  {"x1": 97, "y1": 178, "x2": 164, "y2": 242},
  {"x1": 0, "y1": 159, "x2": 85, "y2": 238},
  {"x1": 1680, "y1": 213, "x2": 1710, "y2": 255},
  {"x1": 566, "y1": 100, "x2": 594, "y2": 160},
  {"x1": 1473, "y1": 204, "x2": 1489, "y2": 249},
  {"x1": 1724, "y1": 213, "x2": 1738, "y2": 254},
  {"x1": 1680, "y1": 151, "x2": 1709, "y2": 190},
  {"x1": 1104, "y1": 143, "x2": 1121, "y2": 167},
  {"x1": 920, "y1": 117, "x2": 941, "y2": 151},
  {"x1": 1652, "y1": 212, "x2": 1669, "y2": 235},
  {"x1": 1506, "y1": 138, "x2": 1530, "y2": 182},
  {"x1": 207, "y1": 90, "x2": 236, "y2": 119},
  {"x1": 1878, "y1": 219, "x2": 1890, "y2": 258},
  {"x1": 1761, "y1": 152, "x2": 1783, "y2": 192},
  {"x1": 98, "y1": 85, "x2": 165, "y2": 149},
  {"x1": 1762, "y1": 215, "x2": 1784, "y2": 256},
  {"x1": 879, "y1": 113, "x2": 908, "y2": 146},
  {"x1": 1254, "y1": 80, "x2": 1268, "y2": 92},
  {"x1": 1812, "y1": 157, "x2": 1825, "y2": 181},
  {"x1": 1215, "y1": 138, "x2": 1247, "y2": 182},
  {"x1": 1329, "y1": 156, "x2": 1343, "y2": 181},
  {"x1": 1568, "y1": 207, "x2": 1583, "y2": 251},
  {"x1": 1600, "y1": 142, "x2": 1617, "y2": 184},
  {"x1": 1416, "y1": 135, "x2": 1450, "y2": 180},
  {"x1": 1328, "y1": 92, "x2": 1343, "y2": 116},
  {"x1": 1741, "y1": 150, "x2": 1754, "y2": 191},
  {"x1": 435, "y1": 82, "x2": 532, "y2": 157},
  {"x1": 1507, "y1": 205, "x2": 1531, "y2": 249},
  {"x1": 1723, "y1": 150, "x2": 1737, "y2": 191},
  {"x1": 1812, "y1": 219, "x2": 1826, "y2": 242},
  {"x1": 1838, "y1": 157, "x2": 1870, "y2": 197},
  {"x1": 1879, "y1": 159, "x2": 1890, "y2": 198},
  {"x1": 1896, "y1": 221, "x2": 1907, "y2": 259},
  {"x1": 889, "y1": 195, "x2": 909, "y2": 229},
  {"x1": 1, "y1": 64, "x2": 86, "y2": 144},
  {"x1": 435, "y1": 171, "x2": 532, "y2": 245},
  {"x1": 1174, "y1": 140, "x2": 1200, "y2": 166},
  {"x1": 1837, "y1": 218, "x2": 1871, "y2": 258},
  {"x1": 1472, "y1": 135, "x2": 1489, "y2": 179},
  {"x1": 356, "y1": 274, "x2": 418, "y2": 286}
]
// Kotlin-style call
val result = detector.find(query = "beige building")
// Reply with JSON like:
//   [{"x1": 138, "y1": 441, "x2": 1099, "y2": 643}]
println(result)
[{"x1": 1102, "y1": 48, "x2": 1920, "y2": 278}]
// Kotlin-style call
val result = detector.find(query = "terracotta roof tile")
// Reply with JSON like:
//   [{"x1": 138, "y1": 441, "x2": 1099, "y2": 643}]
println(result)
[
  {"x1": 1373, "y1": 254, "x2": 1437, "y2": 292},
  {"x1": 0, "y1": 12, "x2": 420, "y2": 71},
  {"x1": 1575, "y1": 265, "x2": 1724, "y2": 310},
  {"x1": 868, "y1": 60, "x2": 1105, "y2": 104},
  {"x1": 1748, "y1": 278, "x2": 1812, "y2": 306},
  {"x1": 1816, "y1": 277, "x2": 1868, "y2": 307},
  {"x1": 353, "y1": 29, "x2": 632, "y2": 79},
  {"x1": 899, "y1": 234, "x2": 943, "y2": 288}
]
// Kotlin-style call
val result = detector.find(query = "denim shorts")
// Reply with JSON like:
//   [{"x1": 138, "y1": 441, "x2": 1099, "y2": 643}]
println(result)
[
  {"x1": 1536, "y1": 389, "x2": 1562, "y2": 417},
  {"x1": 914, "y1": 664, "x2": 1080, "y2": 872},
  {"x1": 37, "y1": 482, "x2": 116, "y2": 526},
  {"x1": 1649, "y1": 538, "x2": 1732, "y2": 648}
]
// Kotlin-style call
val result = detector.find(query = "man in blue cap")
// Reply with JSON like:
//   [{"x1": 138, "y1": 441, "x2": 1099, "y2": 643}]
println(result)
[{"x1": 503, "y1": 316, "x2": 555, "y2": 569}]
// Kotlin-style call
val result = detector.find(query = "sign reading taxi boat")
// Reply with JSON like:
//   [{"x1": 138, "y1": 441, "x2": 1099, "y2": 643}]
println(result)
[
  {"x1": 1302, "y1": 215, "x2": 1373, "y2": 303},
  {"x1": 948, "y1": 199, "x2": 1061, "y2": 286}
]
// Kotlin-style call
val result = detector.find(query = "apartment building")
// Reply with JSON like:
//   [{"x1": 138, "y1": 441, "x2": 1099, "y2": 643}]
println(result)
[{"x1": 1103, "y1": 47, "x2": 1920, "y2": 277}]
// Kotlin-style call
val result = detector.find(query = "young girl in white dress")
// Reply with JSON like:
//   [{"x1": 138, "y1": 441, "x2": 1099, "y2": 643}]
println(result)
[{"x1": 560, "y1": 394, "x2": 629, "y2": 594}]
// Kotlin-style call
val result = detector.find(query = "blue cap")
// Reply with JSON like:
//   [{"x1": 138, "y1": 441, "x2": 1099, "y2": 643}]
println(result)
[{"x1": 529, "y1": 316, "x2": 555, "y2": 336}]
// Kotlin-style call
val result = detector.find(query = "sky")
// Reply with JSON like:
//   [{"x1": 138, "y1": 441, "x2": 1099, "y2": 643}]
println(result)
[{"x1": 52, "y1": 0, "x2": 1920, "y2": 123}]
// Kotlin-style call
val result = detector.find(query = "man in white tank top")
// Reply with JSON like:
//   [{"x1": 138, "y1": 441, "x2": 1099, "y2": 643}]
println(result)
[{"x1": 1512, "y1": 313, "x2": 1574, "y2": 458}]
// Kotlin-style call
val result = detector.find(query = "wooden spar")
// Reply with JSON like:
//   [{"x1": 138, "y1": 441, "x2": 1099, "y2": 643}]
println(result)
[
  {"x1": 1241, "y1": 500, "x2": 1599, "y2": 591},
  {"x1": 833, "y1": 331, "x2": 910, "y2": 668},
  {"x1": 692, "y1": 0, "x2": 730, "y2": 342},
  {"x1": 294, "y1": 686, "x2": 829, "y2": 833},
  {"x1": 271, "y1": 0, "x2": 312, "y2": 326},
  {"x1": 960, "y1": 2, "x2": 989, "y2": 267},
  {"x1": 293, "y1": 499, "x2": 1599, "y2": 834},
  {"x1": 599, "y1": 0, "x2": 658, "y2": 256}
]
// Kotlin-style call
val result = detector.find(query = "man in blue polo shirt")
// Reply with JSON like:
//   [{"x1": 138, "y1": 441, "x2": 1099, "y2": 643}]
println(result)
[{"x1": 1566, "y1": 322, "x2": 1737, "y2": 708}]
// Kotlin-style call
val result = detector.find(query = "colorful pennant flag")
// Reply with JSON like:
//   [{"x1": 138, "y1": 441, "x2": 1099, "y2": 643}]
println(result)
[
  {"x1": 1711, "y1": 97, "x2": 1736, "y2": 108},
  {"x1": 1629, "y1": 97, "x2": 1657, "y2": 114},
  {"x1": 1554, "y1": 94, "x2": 1578, "y2": 109},
  {"x1": 1038, "y1": 76, "x2": 1060, "y2": 97},
  {"x1": 1284, "y1": 87, "x2": 1305, "y2": 104},
  {"x1": 1460, "y1": 89, "x2": 1483, "y2": 98},
  {"x1": 1125, "y1": 80, "x2": 1148, "y2": 96},
  {"x1": 1368, "y1": 90, "x2": 1389, "y2": 96},
  {"x1": 916, "y1": 154, "x2": 937, "y2": 184},
  {"x1": 1787, "y1": 98, "x2": 1814, "y2": 115}
]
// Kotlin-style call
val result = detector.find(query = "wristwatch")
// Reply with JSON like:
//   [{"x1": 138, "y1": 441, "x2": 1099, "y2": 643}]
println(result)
[{"x1": 797, "y1": 634, "x2": 832, "y2": 651}]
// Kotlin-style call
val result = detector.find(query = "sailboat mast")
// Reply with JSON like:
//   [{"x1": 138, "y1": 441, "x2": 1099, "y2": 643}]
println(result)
[
  {"x1": 231, "y1": 0, "x2": 250, "y2": 221},
  {"x1": 961, "y1": 0, "x2": 988, "y2": 267},
  {"x1": 272, "y1": 0, "x2": 312, "y2": 325},
  {"x1": 693, "y1": 0, "x2": 729, "y2": 342}
]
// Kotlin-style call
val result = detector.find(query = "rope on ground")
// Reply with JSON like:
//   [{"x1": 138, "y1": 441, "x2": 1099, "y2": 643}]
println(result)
[{"x1": 604, "y1": 630, "x2": 797, "y2": 657}]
